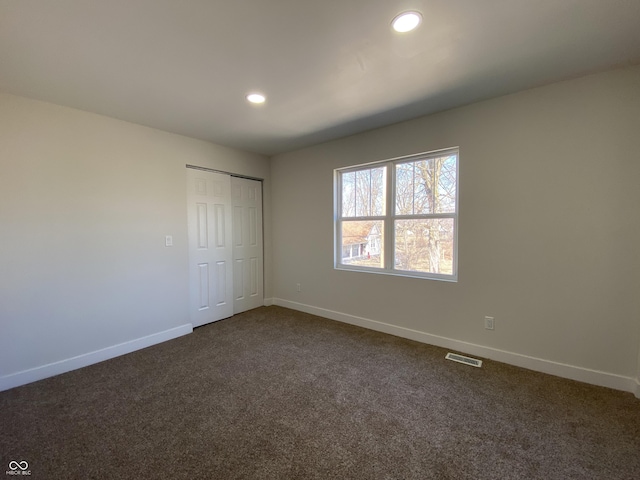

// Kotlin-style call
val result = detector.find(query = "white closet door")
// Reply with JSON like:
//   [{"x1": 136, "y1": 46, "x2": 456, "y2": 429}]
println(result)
[
  {"x1": 231, "y1": 177, "x2": 264, "y2": 314},
  {"x1": 187, "y1": 169, "x2": 233, "y2": 327}
]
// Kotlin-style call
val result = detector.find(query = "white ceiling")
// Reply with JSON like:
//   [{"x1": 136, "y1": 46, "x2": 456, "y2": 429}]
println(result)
[{"x1": 1, "y1": 0, "x2": 639, "y2": 155}]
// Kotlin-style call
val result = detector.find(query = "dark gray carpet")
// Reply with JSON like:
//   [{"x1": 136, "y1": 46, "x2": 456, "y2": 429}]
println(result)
[{"x1": 1, "y1": 306, "x2": 639, "y2": 479}]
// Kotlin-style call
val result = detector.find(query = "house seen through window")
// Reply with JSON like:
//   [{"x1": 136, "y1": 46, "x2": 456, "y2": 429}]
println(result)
[{"x1": 335, "y1": 148, "x2": 458, "y2": 281}]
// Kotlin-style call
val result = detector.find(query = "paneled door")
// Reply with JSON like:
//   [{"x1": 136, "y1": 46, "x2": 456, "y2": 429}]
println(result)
[
  {"x1": 187, "y1": 169, "x2": 233, "y2": 327},
  {"x1": 231, "y1": 177, "x2": 264, "y2": 314}
]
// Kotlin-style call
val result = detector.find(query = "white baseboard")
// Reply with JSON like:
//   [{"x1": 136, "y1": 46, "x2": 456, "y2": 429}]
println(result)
[
  {"x1": 635, "y1": 378, "x2": 640, "y2": 399},
  {"x1": 273, "y1": 298, "x2": 638, "y2": 396},
  {"x1": 0, "y1": 324, "x2": 193, "y2": 392},
  {"x1": 263, "y1": 297, "x2": 274, "y2": 307}
]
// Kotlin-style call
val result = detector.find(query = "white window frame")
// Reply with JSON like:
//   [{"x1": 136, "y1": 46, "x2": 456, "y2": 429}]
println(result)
[{"x1": 334, "y1": 147, "x2": 459, "y2": 282}]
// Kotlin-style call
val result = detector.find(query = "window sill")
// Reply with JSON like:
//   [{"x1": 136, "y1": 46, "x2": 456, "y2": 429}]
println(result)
[{"x1": 334, "y1": 264, "x2": 458, "y2": 282}]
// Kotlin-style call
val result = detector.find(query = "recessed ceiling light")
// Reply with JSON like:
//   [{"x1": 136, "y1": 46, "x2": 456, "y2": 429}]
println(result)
[
  {"x1": 246, "y1": 93, "x2": 266, "y2": 104},
  {"x1": 392, "y1": 11, "x2": 422, "y2": 33}
]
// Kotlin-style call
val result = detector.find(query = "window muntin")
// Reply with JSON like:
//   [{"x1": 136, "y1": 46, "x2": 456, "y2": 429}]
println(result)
[{"x1": 335, "y1": 148, "x2": 458, "y2": 281}]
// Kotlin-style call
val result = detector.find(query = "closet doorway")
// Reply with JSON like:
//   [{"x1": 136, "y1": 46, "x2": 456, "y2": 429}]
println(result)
[{"x1": 186, "y1": 167, "x2": 263, "y2": 327}]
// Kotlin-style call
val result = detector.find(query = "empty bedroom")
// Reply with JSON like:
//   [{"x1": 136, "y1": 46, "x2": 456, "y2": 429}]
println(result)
[{"x1": 1, "y1": 1, "x2": 639, "y2": 478}]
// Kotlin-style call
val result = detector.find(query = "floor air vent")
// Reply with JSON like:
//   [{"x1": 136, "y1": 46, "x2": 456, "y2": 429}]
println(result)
[{"x1": 445, "y1": 352, "x2": 483, "y2": 368}]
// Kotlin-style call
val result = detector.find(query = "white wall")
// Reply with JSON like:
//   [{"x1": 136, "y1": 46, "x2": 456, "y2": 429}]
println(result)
[
  {"x1": 270, "y1": 66, "x2": 640, "y2": 395},
  {"x1": 0, "y1": 94, "x2": 270, "y2": 389}
]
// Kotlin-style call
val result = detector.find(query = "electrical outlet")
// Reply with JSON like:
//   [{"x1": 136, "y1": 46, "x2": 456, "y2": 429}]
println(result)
[
  {"x1": 296, "y1": 283, "x2": 301, "y2": 292},
  {"x1": 484, "y1": 316, "x2": 495, "y2": 330}
]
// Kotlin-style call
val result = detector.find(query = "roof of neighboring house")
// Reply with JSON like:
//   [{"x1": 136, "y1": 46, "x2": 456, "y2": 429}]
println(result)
[{"x1": 342, "y1": 222, "x2": 379, "y2": 246}]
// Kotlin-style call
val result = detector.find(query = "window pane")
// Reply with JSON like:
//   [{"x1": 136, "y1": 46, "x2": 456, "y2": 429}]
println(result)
[
  {"x1": 396, "y1": 155, "x2": 457, "y2": 215},
  {"x1": 341, "y1": 171, "x2": 355, "y2": 217},
  {"x1": 394, "y1": 218, "x2": 454, "y2": 275},
  {"x1": 437, "y1": 155, "x2": 457, "y2": 213},
  {"x1": 395, "y1": 163, "x2": 413, "y2": 215},
  {"x1": 413, "y1": 159, "x2": 431, "y2": 214},
  {"x1": 342, "y1": 166, "x2": 386, "y2": 218},
  {"x1": 371, "y1": 167, "x2": 386, "y2": 216},
  {"x1": 341, "y1": 220, "x2": 384, "y2": 268},
  {"x1": 355, "y1": 170, "x2": 370, "y2": 217}
]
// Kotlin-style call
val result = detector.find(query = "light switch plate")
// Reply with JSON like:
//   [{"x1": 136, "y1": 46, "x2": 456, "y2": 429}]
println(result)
[{"x1": 165, "y1": 235, "x2": 173, "y2": 247}]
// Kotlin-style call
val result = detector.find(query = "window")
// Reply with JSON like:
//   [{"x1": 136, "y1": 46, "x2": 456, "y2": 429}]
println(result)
[{"x1": 335, "y1": 148, "x2": 458, "y2": 281}]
